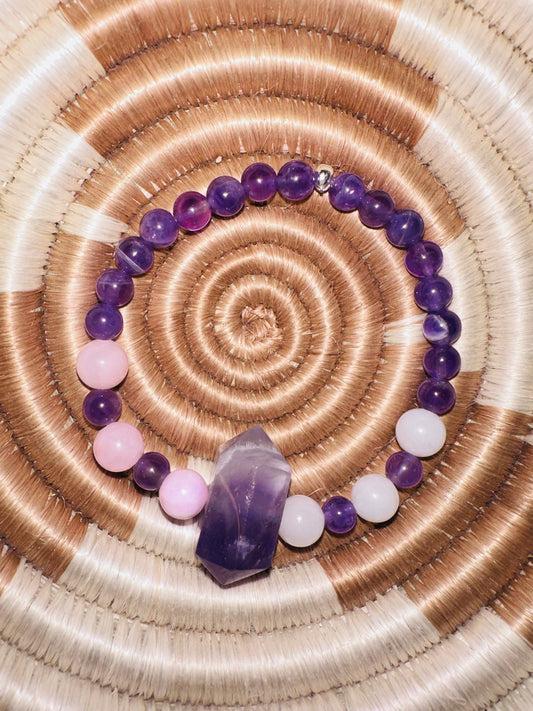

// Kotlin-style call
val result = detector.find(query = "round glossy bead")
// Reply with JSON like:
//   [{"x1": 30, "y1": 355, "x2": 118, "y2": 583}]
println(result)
[
  {"x1": 329, "y1": 173, "x2": 365, "y2": 212},
  {"x1": 405, "y1": 241, "x2": 443, "y2": 277},
  {"x1": 115, "y1": 236, "x2": 154, "y2": 275},
  {"x1": 93, "y1": 422, "x2": 144, "y2": 472},
  {"x1": 82, "y1": 389, "x2": 122, "y2": 427},
  {"x1": 96, "y1": 269, "x2": 134, "y2": 307},
  {"x1": 385, "y1": 451, "x2": 423, "y2": 489},
  {"x1": 206, "y1": 175, "x2": 245, "y2": 217},
  {"x1": 417, "y1": 378, "x2": 456, "y2": 414},
  {"x1": 423, "y1": 310, "x2": 462, "y2": 345},
  {"x1": 395, "y1": 408, "x2": 446, "y2": 458},
  {"x1": 76, "y1": 339, "x2": 128, "y2": 389},
  {"x1": 133, "y1": 451, "x2": 171, "y2": 491},
  {"x1": 351, "y1": 474, "x2": 400, "y2": 523},
  {"x1": 173, "y1": 191, "x2": 211, "y2": 232},
  {"x1": 386, "y1": 209, "x2": 424, "y2": 248},
  {"x1": 139, "y1": 208, "x2": 178, "y2": 248},
  {"x1": 423, "y1": 345, "x2": 461, "y2": 379},
  {"x1": 159, "y1": 469, "x2": 208, "y2": 520},
  {"x1": 358, "y1": 190, "x2": 395, "y2": 228},
  {"x1": 278, "y1": 495, "x2": 325, "y2": 547},
  {"x1": 414, "y1": 276, "x2": 453, "y2": 312},
  {"x1": 85, "y1": 303, "x2": 123, "y2": 340},
  {"x1": 277, "y1": 160, "x2": 315, "y2": 202},
  {"x1": 241, "y1": 162, "x2": 277, "y2": 202},
  {"x1": 322, "y1": 496, "x2": 357, "y2": 534}
]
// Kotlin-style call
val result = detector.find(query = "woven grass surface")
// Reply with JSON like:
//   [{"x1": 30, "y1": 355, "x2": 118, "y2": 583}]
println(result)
[{"x1": 0, "y1": 1, "x2": 532, "y2": 708}]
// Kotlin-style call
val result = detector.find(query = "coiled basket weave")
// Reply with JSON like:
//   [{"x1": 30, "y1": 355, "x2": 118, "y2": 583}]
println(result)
[{"x1": 0, "y1": 0, "x2": 532, "y2": 708}]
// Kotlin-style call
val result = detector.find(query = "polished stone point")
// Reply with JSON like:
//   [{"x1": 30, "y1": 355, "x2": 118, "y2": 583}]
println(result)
[{"x1": 195, "y1": 425, "x2": 292, "y2": 585}]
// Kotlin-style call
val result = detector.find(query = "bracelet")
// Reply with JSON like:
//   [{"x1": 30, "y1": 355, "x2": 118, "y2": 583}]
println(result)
[{"x1": 76, "y1": 160, "x2": 461, "y2": 585}]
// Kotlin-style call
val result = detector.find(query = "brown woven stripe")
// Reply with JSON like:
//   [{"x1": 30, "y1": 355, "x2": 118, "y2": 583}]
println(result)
[
  {"x1": 403, "y1": 408, "x2": 533, "y2": 636},
  {"x1": 59, "y1": 0, "x2": 402, "y2": 69},
  {"x1": 491, "y1": 560, "x2": 533, "y2": 646},
  {"x1": 60, "y1": 25, "x2": 437, "y2": 157},
  {"x1": 0, "y1": 547, "x2": 19, "y2": 595}
]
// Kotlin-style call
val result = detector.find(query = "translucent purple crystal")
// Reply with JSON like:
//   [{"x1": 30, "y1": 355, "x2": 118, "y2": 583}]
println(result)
[
  {"x1": 386, "y1": 209, "x2": 424, "y2": 248},
  {"x1": 82, "y1": 389, "x2": 122, "y2": 427},
  {"x1": 405, "y1": 241, "x2": 443, "y2": 277},
  {"x1": 358, "y1": 190, "x2": 395, "y2": 228},
  {"x1": 96, "y1": 269, "x2": 134, "y2": 306},
  {"x1": 277, "y1": 160, "x2": 315, "y2": 202},
  {"x1": 85, "y1": 303, "x2": 123, "y2": 340},
  {"x1": 133, "y1": 451, "x2": 170, "y2": 491},
  {"x1": 385, "y1": 451, "x2": 423, "y2": 489},
  {"x1": 423, "y1": 310, "x2": 462, "y2": 345},
  {"x1": 139, "y1": 208, "x2": 179, "y2": 248},
  {"x1": 206, "y1": 175, "x2": 245, "y2": 217},
  {"x1": 241, "y1": 163, "x2": 277, "y2": 203},
  {"x1": 329, "y1": 172, "x2": 365, "y2": 212},
  {"x1": 417, "y1": 378, "x2": 456, "y2": 414},
  {"x1": 195, "y1": 425, "x2": 292, "y2": 585},
  {"x1": 173, "y1": 191, "x2": 211, "y2": 232},
  {"x1": 322, "y1": 496, "x2": 357, "y2": 534},
  {"x1": 423, "y1": 345, "x2": 461, "y2": 380}
]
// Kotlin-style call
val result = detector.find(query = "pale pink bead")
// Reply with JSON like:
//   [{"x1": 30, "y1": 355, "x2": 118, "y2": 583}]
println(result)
[
  {"x1": 93, "y1": 422, "x2": 144, "y2": 472},
  {"x1": 159, "y1": 469, "x2": 208, "y2": 520},
  {"x1": 76, "y1": 339, "x2": 128, "y2": 389}
]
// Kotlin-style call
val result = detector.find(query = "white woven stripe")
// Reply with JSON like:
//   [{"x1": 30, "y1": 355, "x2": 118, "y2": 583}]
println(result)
[
  {"x1": 2, "y1": 563, "x2": 443, "y2": 705},
  {"x1": 463, "y1": 0, "x2": 533, "y2": 60},
  {"x1": 0, "y1": 0, "x2": 58, "y2": 54},
  {"x1": 2, "y1": 564, "x2": 533, "y2": 709},
  {"x1": 414, "y1": 94, "x2": 533, "y2": 414},
  {"x1": 60, "y1": 202, "x2": 130, "y2": 245},
  {"x1": 60, "y1": 523, "x2": 343, "y2": 633},
  {"x1": 0, "y1": 10, "x2": 104, "y2": 291},
  {"x1": 392, "y1": 0, "x2": 533, "y2": 199}
]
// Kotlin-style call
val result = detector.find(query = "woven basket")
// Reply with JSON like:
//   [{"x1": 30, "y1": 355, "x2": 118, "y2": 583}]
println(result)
[{"x1": 0, "y1": 1, "x2": 532, "y2": 708}]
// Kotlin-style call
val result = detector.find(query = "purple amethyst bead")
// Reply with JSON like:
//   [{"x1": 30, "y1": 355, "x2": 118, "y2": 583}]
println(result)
[
  {"x1": 329, "y1": 173, "x2": 366, "y2": 212},
  {"x1": 133, "y1": 451, "x2": 171, "y2": 491},
  {"x1": 85, "y1": 303, "x2": 123, "y2": 340},
  {"x1": 96, "y1": 269, "x2": 134, "y2": 307},
  {"x1": 322, "y1": 496, "x2": 357, "y2": 534},
  {"x1": 195, "y1": 425, "x2": 291, "y2": 585},
  {"x1": 414, "y1": 276, "x2": 453, "y2": 312},
  {"x1": 386, "y1": 451, "x2": 423, "y2": 489},
  {"x1": 83, "y1": 389, "x2": 122, "y2": 427},
  {"x1": 417, "y1": 378, "x2": 456, "y2": 414},
  {"x1": 115, "y1": 236, "x2": 154, "y2": 275},
  {"x1": 277, "y1": 160, "x2": 315, "y2": 202},
  {"x1": 206, "y1": 175, "x2": 245, "y2": 217},
  {"x1": 423, "y1": 310, "x2": 462, "y2": 345},
  {"x1": 139, "y1": 208, "x2": 179, "y2": 248},
  {"x1": 358, "y1": 190, "x2": 395, "y2": 228},
  {"x1": 241, "y1": 163, "x2": 277, "y2": 203},
  {"x1": 423, "y1": 345, "x2": 461, "y2": 380},
  {"x1": 386, "y1": 209, "x2": 424, "y2": 248},
  {"x1": 405, "y1": 241, "x2": 443, "y2": 277},
  {"x1": 173, "y1": 191, "x2": 211, "y2": 232}
]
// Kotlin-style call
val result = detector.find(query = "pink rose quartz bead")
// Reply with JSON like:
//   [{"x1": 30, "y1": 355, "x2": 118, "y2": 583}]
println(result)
[
  {"x1": 76, "y1": 339, "x2": 128, "y2": 389},
  {"x1": 159, "y1": 469, "x2": 208, "y2": 520},
  {"x1": 93, "y1": 422, "x2": 144, "y2": 472}
]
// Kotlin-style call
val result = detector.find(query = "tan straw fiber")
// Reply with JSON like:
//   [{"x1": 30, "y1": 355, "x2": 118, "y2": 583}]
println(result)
[{"x1": 0, "y1": 0, "x2": 532, "y2": 708}]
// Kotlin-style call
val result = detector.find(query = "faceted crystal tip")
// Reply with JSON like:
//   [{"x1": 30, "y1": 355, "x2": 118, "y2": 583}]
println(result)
[{"x1": 195, "y1": 425, "x2": 292, "y2": 585}]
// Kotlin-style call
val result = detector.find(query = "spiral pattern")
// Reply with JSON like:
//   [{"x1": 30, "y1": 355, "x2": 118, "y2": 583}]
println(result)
[{"x1": 0, "y1": 1, "x2": 532, "y2": 708}]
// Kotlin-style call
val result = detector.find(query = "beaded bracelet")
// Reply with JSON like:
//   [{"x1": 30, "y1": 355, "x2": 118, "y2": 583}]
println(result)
[{"x1": 76, "y1": 160, "x2": 461, "y2": 585}]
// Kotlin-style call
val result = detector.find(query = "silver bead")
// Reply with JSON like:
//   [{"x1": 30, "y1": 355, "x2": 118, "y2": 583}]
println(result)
[{"x1": 314, "y1": 164, "x2": 334, "y2": 194}]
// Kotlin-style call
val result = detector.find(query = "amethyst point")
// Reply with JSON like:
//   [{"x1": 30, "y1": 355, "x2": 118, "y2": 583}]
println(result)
[{"x1": 195, "y1": 425, "x2": 292, "y2": 585}]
